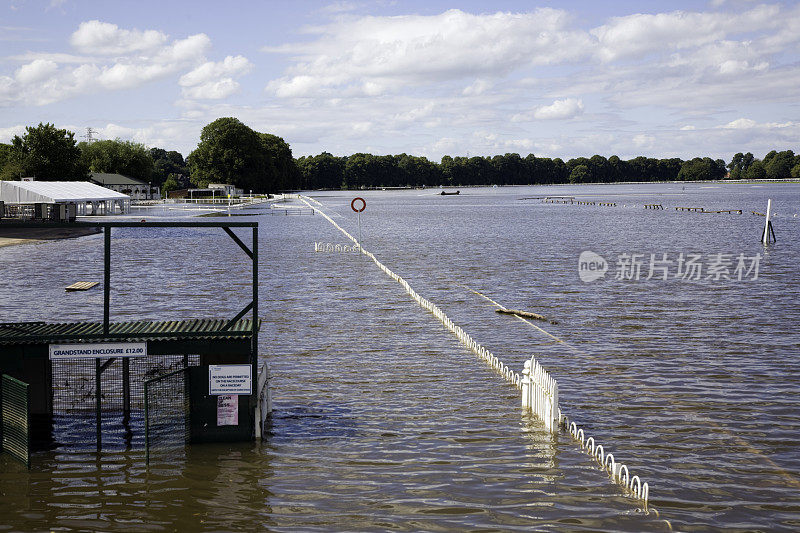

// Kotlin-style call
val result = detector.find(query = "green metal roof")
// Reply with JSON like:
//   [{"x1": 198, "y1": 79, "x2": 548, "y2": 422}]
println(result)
[{"x1": 0, "y1": 318, "x2": 259, "y2": 345}]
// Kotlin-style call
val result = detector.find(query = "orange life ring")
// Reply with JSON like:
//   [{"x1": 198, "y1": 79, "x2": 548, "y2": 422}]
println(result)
[{"x1": 351, "y1": 197, "x2": 366, "y2": 212}]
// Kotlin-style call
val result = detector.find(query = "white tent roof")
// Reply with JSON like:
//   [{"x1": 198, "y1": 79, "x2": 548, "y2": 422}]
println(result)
[{"x1": 0, "y1": 181, "x2": 130, "y2": 204}]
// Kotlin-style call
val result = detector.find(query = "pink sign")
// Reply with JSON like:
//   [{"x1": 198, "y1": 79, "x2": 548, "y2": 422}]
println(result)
[{"x1": 217, "y1": 395, "x2": 239, "y2": 426}]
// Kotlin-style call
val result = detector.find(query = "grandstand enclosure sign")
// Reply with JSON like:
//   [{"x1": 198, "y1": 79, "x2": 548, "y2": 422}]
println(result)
[
  {"x1": 209, "y1": 364, "x2": 252, "y2": 395},
  {"x1": 49, "y1": 342, "x2": 147, "y2": 359}
]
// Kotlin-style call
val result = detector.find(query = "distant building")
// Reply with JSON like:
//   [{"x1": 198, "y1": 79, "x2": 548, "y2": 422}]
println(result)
[
  {"x1": 90, "y1": 173, "x2": 160, "y2": 200},
  {"x1": 208, "y1": 183, "x2": 244, "y2": 196}
]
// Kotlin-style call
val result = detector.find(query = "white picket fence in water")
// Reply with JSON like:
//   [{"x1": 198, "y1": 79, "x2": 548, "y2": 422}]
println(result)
[
  {"x1": 299, "y1": 195, "x2": 650, "y2": 508},
  {"x1": 522, "y1": 357, "x2": 559, "y2": 433}
]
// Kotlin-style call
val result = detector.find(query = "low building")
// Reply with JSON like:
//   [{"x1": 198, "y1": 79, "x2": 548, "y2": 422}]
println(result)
[
  {"x1": 0, "y1": 180, "x2": 130, "y2": 219},
  {"x1": 208, "y1": 183, "x2": 244, "y2": 197},
  {"x1": 90, "y1": 172, "x2": 160, "y2": 200}
]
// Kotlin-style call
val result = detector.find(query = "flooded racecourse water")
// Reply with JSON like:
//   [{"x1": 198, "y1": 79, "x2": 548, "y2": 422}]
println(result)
[{"x1": 1, "y1": 182, "x2": 799, "y2": 531}]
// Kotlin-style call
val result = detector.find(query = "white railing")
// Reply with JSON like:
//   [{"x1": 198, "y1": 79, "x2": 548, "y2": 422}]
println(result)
[
  {"x1": 314, "y1": 242, "x2": 360, "y2": 253},
  {"x1": 521, "y1": 357, "x2": 559, "y2": 433},
  {"x1": 255, "y1": 364, "x2": 272, "y2": 440}
]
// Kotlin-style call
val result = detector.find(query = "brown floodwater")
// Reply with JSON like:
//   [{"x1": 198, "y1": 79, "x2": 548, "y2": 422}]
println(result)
[{"x1": 1, "y1": 183, "x2": 799, "y2": 531}]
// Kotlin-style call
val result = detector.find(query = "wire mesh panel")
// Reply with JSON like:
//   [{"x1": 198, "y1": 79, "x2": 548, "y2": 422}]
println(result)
[
  {"x1": 1, "y1": 374, "x2": 30, "y2": 469},
  {"x1": 144, "y1": 367, "x2": 190, "y2": 464},
  {"x1": 49, "y1": 355, "x2": 198, "y2": 450}
]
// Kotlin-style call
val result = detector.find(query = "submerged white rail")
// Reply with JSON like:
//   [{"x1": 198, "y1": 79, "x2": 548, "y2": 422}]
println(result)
[{"x1": 299, "y1": 195, "x2": 651, "y2": 508}]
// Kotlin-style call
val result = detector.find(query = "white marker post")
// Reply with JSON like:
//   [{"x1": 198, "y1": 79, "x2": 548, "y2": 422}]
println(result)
[{"x1": 762, "y1": 199, "x2": 775, "y2": 244}]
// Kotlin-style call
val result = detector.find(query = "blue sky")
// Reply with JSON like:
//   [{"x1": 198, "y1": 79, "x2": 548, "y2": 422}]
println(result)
[{"x1": 2, "y1": 0, "x2": 799, "y2": 162}]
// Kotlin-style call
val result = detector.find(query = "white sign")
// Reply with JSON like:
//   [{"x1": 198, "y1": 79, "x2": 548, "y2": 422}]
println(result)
[
  {"x1": 209, "y1": 364, "x2": 252, "y2": 395},
  {"x1": 49, "y1": 342, "x2": 147, "y2": 360}
]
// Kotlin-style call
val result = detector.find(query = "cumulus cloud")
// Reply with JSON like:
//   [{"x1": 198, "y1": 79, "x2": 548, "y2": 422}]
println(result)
[
  {"x1": 179, "y1": 55, "x2": 253, "y2": 99},
  {"x1": 15, "y1": 59, "x2": 58, "y2": 84},
  {"x1": 721, "y1": 118, "x2": 757, "y2": 129},
  {"x1": 533, "y1": 98, "x2": 584, "y2": 120},
  {"x1": 0, "y1": 20, "x2": 247, "y2": 107},
  {"x1": 591, "y1": 5, "x2": 780, "y2": 62},
  {"x1": 264, "y1": 8, "x2": 591, "y2": 97},
  {"x1": 70, "y1": 20, "x2": 168, "y2": 55}
]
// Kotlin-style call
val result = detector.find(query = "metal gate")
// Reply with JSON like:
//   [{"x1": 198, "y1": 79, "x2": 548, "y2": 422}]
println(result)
[
  {"x1": 1, "y1": 374, "x2": 30, "y2": 468},
  {"x1": 144, "y1": 367, "x2": 191, "y2": 464},
  {"x1": 50, "y1": 354, "x2": 197, "y2": 450}
]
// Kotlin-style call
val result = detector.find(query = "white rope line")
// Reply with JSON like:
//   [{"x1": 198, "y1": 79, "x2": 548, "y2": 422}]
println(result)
[{"x1": 299, "y1": 195, "x2": 652, "y2": 509}]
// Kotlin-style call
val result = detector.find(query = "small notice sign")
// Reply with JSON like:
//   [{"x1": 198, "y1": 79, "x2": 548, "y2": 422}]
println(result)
[
  {"x1": 209, "y1": 364, "x2": 252, "y2": 395},
  {"x1": 49, "y1": 342, "x2": 147, "y2": 360},
  {"x1": 217, "y1": 395, "x2": 239, "y2": 426}
]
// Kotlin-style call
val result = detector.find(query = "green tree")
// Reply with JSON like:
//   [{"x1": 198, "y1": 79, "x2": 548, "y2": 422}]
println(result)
[
  {"x1": 161, "y1": 176, "x2": 181, "y2": 196},
  {"x1": 790, "y1": 162, "x2": 800, "y2": 179},
  {"x1": 188, "y1": 117, "x2": 268, "y2": 192},
  {"x1": 744, "y1": 160, "x2": 766, "y2": 180},
  {"x1": 569, "y1": 164, "x2": 591, "y2": 184},
  {"x1": 188, "y1": 118, "x2": 295, "y2": 193},
  {"x1": 79, "y1": 139, "x2": 154, "y2": 182},
  {"x1": 677, "y1": 157, "x2": 726, "y2": 181},
  {"x1": 297, "y1": 152, "x2": 346, "y2": 189},
  {"x1": 259, "y1": 133, "x2": 301, "y2": 191},
  {"x1": 764, "y1": 150, "x2": 794, "y2": 179},
  {"x1": 0, "y1": 143, "x2": 18, "y2": 179},
  {"x1": 150, "y1": 148, "x2": 186, "y2": 187},
  {"x1": 9, "y1": 123, "x2": 87, "y2": 180}
]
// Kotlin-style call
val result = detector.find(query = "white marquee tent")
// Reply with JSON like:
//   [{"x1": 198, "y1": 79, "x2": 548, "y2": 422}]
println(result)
[{"x1": 0, "y1": 181, "x2": 130, "y2": 216}]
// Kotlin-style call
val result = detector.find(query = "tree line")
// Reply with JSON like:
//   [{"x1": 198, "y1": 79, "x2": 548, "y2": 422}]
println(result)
[
  {"x1": 2, "y1": 121, "x2": 798, "y2": 193},
  {"x1": 297, "y1": 151, "x2": 799, "y2": 188}
]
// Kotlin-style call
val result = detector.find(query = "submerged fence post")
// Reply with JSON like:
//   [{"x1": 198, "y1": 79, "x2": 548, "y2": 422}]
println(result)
[
  {"x1": 762, "y1": 199, "x2": 776, "y2": 244},
  {"x1": 521, "y1": 360, "x2": 531, "y2": 409}
]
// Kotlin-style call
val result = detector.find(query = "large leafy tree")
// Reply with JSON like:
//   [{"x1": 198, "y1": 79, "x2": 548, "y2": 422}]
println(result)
[
  {"x1": 297, "y1": 152, "x2": 345, "y2": 189},
  {"x1": 188, "y1": 117, "x2": 296, "y2": 193},
  {"x1": 8, "y1": 123, "x2": 87, "y2": 180},
  {"x1": 0, "y1": 143, "x2": 18, "y2": 179},
  {"x1": 260, "y1": 133, "x2": 301, "y2": 191},
  {"x1": 677, "y1": 157, "x2": 726, "y2": 181},
  {"x1": 150, "y1": 147, "x2": 187, "y2": 187},
  {"x1": 763, "y1": 149, "x2": 795, "y2": 179},
  {"x1": 188, "y1": 117, "x2": 266, "y2": 190},
  {"x1": 79, "y1": 139, "x2": 154, "y2": 182}
]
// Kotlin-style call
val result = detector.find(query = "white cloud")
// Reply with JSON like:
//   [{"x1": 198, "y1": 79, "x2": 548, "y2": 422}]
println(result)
[
  {"x1": 320, "y1": 1, "x2": 358, "y2": 14},
  {"x1": 0, "y1": 124, "x2": 26, "y2": 143},
  {"x1": 179, "y1": 55, "x2": 252, "y2": 100},
  {"x1": 70, "y1": 20, "x2": 167, "y2": 55},
  {"x1": 265, "y1": 8, "x2": 591, "y2": 97},
  {"x1": 15, "y1": 59, "x2": 58, "y2": 84},
  {"x1": 182, "y1": 79, "x2": 240, "y2": 100},
  {"x1": 721, "y1": 118, "x2": 757, "y2": 129},
  {"x1": 179, "y1": 56, "x2": 252, "y2": 87},
  {"x1": 633, "y1": 133, "x2": 655, "y2": 148},
  {"x1": 463, "y1": 79, "x2": 492, "y2": 96},
  {"x1": 592, "y1": 5, "x2": 780, "y2": 62},
  {"x1": 533, "y1": 98, "x2": 584, "y2": 120},
  {"x1": 0, "y1": 23, "x2": 213, "y2": 107}
]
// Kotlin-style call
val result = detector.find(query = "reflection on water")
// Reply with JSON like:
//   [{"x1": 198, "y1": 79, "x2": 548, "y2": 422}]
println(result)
[{"x1": 1, "y1": 184, "x2": 799, "y2": 531}]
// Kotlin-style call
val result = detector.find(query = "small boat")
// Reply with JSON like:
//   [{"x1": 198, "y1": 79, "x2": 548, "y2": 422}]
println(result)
[{"x1": 440, "y1": 190, "x2": 460, "y2": 195}]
